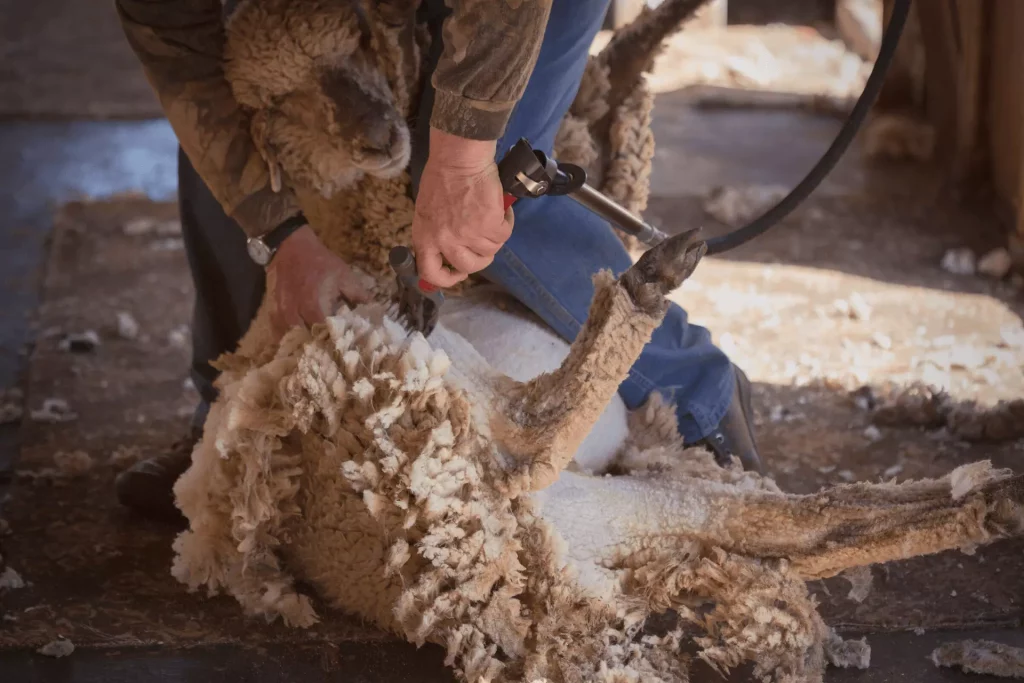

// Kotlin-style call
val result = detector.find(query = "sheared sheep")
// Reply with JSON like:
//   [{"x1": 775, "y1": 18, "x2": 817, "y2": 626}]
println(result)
[{"x1": 170, "y1": 1, "x2": 1024, "y2": 682}]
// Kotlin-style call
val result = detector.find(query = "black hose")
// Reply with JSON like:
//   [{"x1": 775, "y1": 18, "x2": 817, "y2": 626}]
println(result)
[{"x1": 703, "y1": 0, "x2": 913, "y2": 256}]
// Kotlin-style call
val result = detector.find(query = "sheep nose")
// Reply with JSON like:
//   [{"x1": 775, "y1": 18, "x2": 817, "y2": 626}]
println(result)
[{"x1": 359, "y1": 124, "x2": 395, "y2": 155}]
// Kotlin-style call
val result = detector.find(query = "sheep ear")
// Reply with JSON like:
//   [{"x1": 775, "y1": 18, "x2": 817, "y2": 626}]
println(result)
[
  {"x1": 250, "y1": 109, "x2": 283, "y2": 193},
  {"x1": 268, "y1": 161, "x2": 283, "y2": 193}
]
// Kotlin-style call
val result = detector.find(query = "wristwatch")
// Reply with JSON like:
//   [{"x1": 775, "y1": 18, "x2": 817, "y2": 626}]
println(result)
[{"x1": 246, "y1": 213, "x2": 308, "y2": 266}]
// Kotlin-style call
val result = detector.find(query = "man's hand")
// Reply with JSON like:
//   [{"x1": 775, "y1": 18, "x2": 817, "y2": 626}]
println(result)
[
  {"x1": 412, "y1": 128, "x2": 513, "y2": 288},
  {"x1": 267, "y1": 225, "x2": 374, "y2": 336}
]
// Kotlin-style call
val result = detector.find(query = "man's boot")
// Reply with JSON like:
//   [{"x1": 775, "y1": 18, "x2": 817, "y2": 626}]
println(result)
[
  {"x1": 697, "y1": 364, "x2": 764, "y2": 473},
  {"x1": 115, "y1": 427, "x2": 199, "y2": 524}
]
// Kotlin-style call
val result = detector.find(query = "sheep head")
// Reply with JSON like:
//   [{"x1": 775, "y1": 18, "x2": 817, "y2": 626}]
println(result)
[{"x1": 224, "y1": 0, "x2": 421, "y2": 198}]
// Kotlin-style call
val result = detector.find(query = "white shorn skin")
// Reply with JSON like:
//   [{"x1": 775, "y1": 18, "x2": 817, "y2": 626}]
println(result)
[{"x1": 436, "y1": 286, "x2": 630, "y2": 475}]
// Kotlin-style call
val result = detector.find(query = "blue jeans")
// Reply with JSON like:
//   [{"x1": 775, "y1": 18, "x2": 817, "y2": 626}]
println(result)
[{"x1": 476, "y1": 0, "x2": 736, "y2": 443}]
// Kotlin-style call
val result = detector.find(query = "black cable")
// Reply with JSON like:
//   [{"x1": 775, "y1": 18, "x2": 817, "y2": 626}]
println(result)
[{"x1": 703, "y1": 0, "x2": 913, "y2": 256}]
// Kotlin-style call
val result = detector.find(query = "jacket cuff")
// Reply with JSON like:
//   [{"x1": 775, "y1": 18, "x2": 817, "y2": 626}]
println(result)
[
  {"x1": 429, "y1": 89, "x2": 515, "y2": 142},
  {"x1": 231, "y1": 186, "x2": 304, "y2": 239}
]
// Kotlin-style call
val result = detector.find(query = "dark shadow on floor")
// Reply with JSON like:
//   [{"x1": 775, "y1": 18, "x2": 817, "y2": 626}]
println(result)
[
  {"x1": 2, "y1": 623, "x2": 1022, "y2": 682},
  {"x1": 0, "y1": 640, "x2": 458, "y2": 683},
  {"x1": 0, "y1": 120, "x2": 177, "y2": 499}
]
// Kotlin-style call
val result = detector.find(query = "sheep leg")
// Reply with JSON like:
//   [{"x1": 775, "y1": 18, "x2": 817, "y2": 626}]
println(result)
[
  {"x1": 598, "y1": 0, "x2": 713, "y2": 113},
  {"x1": 494, "y1": 229, "x2": 706, "y2": 491},
  {"x1": 723, "y1": 470, "x2": 1024, "y2": 578},
  {"x1": 534, "y1": 464, "x2": 1024, "y2": 580}
]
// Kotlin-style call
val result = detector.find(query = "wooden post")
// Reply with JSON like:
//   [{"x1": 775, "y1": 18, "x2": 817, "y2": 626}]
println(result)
[
  {"x1": 1016, "y1": 125, "x2": 1024, "y2": 268},
  {"x1": 950, "y1": 0, "x2": 988, "y2": 185},
  {"x1": 914, "y1": 1, "x2": 959, "y2": 168},
  {"x1": 876, "y1": 0, "x2": 925, "y2": 112},
  {"x1": 986, "y1": 0, "x2": 1024, "y2": 261},
  {"x1": 875, "y1": 0, "x2": 988, "y2": 183}
]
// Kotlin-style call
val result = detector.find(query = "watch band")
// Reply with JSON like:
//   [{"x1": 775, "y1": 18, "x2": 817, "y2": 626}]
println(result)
[
  {"x1": 263, "y1": 212, "x2": 308, "y2": 251},
  {"x1": 246, "y1": 212, "x2": 309, "y2": 267}
]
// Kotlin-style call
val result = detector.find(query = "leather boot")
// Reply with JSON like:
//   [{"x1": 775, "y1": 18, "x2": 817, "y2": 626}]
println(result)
[
  {"x1": 115, "y1": 428, "x2": 199, "y2": 524},
  {"x1": 696, "y1": 364, "x2": 764, "y2": 473}
]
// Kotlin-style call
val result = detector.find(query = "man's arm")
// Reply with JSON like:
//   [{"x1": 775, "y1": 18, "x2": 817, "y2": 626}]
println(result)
[
  {"x1": 115, "y1": 0, "x2": 372, "y2": 333},
  {"x1": 115, "y1": 0, "x2": 299, "y2": 239},
  {"x1": 412, "y1": 0, "x2": 553, "y2": 287},
  {"x1": 429, "y1": 0, "x2": 554, "y2": 141}
]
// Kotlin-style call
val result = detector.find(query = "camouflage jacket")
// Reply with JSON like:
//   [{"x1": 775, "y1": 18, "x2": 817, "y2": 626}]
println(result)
[
  {"x1": 115, "y1": 0, "x2": 553, "y2": 239},
  {"x1": 428, "y1": 0, "x2": 553, "y2": 141}
]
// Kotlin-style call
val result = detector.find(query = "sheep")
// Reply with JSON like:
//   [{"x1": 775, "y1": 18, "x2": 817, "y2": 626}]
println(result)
[
  {"x1": 169, "y1": 1, "x2": 1024, "y2": 682},
  {"x1": 172, "y1": 230, "x2": 1024, "y2": 681}
]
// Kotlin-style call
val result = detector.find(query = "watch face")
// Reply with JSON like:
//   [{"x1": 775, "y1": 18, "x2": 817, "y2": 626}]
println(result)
[{"x1": 247, "y1": 238, "x2": 273, "y2": 266}]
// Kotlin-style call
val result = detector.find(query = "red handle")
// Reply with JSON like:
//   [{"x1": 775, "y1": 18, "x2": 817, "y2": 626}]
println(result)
[{"x1": 503, "y1": 193, "x2": 517, "y2": 211}]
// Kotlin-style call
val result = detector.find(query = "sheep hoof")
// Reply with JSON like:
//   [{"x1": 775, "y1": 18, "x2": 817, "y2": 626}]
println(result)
[{"x1": 620, "y1": 228, "x2": 706, "y2": 311}]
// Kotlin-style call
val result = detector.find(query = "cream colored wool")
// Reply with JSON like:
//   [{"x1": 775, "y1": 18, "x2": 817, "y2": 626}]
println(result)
[
  {"x1": 171, "y1": 2, "x2": 1024, "y2": 682},
  {"x1": 174, "y1": 288, "x2": 1024, "y2": 682}
]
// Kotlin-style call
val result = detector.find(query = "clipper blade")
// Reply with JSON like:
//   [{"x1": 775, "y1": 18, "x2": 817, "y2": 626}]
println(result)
[
  {"x1": 390, "y1": 246, "x2": 442, "y2": 337},
  {"x1": 395, "y1": 276, "x2": 440, "y2": 336}
]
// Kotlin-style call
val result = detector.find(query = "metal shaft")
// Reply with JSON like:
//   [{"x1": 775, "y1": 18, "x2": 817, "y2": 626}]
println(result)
[
  {"x1": 389, "y1": 245, "x2": 416, "y2": 275},
  {"x1": 567, "y1": 183, "x2": 668, "y2": 247}
]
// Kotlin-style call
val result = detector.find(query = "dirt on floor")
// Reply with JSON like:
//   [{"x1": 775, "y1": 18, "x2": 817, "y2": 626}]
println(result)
[
  {"x1": 0, "y1": 0, "x2": 161, "y2": 119},
  {"x1": 0, "y1": 197, "x2": 388, "y2": 653}
]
